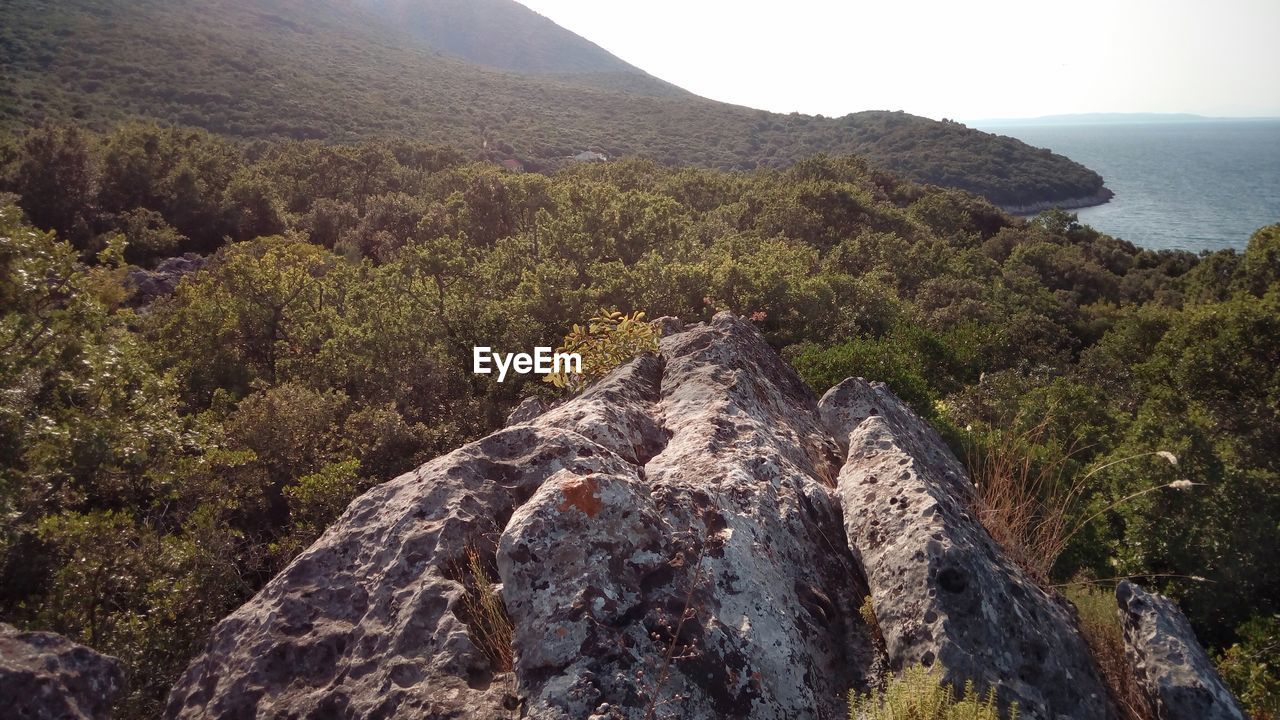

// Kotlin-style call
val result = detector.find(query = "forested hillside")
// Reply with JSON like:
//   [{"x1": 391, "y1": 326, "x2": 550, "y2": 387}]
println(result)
[
  {"x1": 0, "y1": 121, "x2": 1276, "y2": 717},
  {"x1": 0, "y1": 0, "x2": 1107, "y2": 207}
]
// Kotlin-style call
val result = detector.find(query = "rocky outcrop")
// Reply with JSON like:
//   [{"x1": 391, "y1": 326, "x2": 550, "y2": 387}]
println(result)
[
  {"x1": 167, "y1": 314, "x2": 873, "y2": 719},
  {"x1": 819, "y1": 378, "x2": 1117, "y2": 720},
  {"x1": 1116, "y1": 581, "x2": 1246, "y2": 720},
  {"x1": 999, "y1": 187, "x2": 1115, "y2": 216},
  {"x1": 125, "y1": 253, "x2": 206, "y2": 306},
  {"x1": 165, "y1": 424, "x2": 608, "y2": 719},
  {"x1": 0, "y1": 623, "x2": 126, "y2": 720},
  {"x1": 167, "y1": 312, "x2": 1231, "y2": 719},
  {"x1": 500, "y1": 315, "x2": 874, "y2": 719},
  {"x1": 505, "y1": 396, "x2": 549, "y2": 425}
]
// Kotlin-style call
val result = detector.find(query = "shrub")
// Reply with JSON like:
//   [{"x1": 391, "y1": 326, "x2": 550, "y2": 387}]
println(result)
[
  {"x1": 544, "y1": 309, "x2": 658, "y2": 393},
  {"x1": 848, "y1": 663, "x2": 1016, "y2": 720},
  {"x1": 965, "y1": 415, "x2": 1187, "y2": 584},
  {"x1": 1216, "y1": 615, "x2": 1280, "y2": 720},
  {"x1": 279, "y1": 458, "x2": 362, "y2": 551},
  {"x1": 786, "y1": 325, "x2": 950, "y2": 419},
  {"x1": 859, "y1": 595, "x2": 886, "y2": 654}
]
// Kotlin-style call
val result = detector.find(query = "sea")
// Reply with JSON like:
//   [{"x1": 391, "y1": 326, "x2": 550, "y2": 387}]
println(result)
[{"x1": 977, "y1": 120, "x2": 1280, "y2": 254}]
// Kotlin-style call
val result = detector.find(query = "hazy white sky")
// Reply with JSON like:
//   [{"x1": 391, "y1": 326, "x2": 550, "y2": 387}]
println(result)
[{"x1": 517, "y1": 0, "x2": 1280, "y2": 121}]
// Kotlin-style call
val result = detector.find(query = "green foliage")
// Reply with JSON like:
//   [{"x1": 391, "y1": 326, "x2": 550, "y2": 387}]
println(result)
[
  {"x1": 1239, "y1": 224, "x2": 1280, "y2": 297},
  {"x1": 1074, "y1": 291, "x2": 1280, "y2": 646},
  {"x1": 0, "y1": 119, "x2": 1275, "y2": 718},
  {"x1": 0, "y1": 204, "x2": 248, "y2": 717},
  {"x1": 279, "y1": 458, "x2": 362, "y2": 554},
  {"x1": 787, "y1": 323, "x2": 960, "y2": 418},
  {"x1": 152, "y1": 238, "x2": 342, "y2": 397},
  {"x1": 1216, "y1": 615, "x2": 1280, "y2": 720},
  {"x1": 115, "y1": 208, "x2": 184, "y2": 263},
  {"x1": 10, "y1": 123, "x2": 97, "y2": 246},
  {"x1": 545, "y1": 310, "x2": 658, "y2": 393},
  {"x1": 848, "y1": 664, "x2": 1017, "y2": 720}
]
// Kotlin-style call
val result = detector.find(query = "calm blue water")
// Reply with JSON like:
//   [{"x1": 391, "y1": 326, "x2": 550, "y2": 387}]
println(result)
[{"x1": 978, "y1": 121, "x2": 1280, "y2": 253}]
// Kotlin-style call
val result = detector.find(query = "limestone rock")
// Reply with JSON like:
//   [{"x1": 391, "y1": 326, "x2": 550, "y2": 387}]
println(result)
[
  {"x1": 502, "y1": 313, "x2": 875, "y2": 719},
  {"x1": 533, "y1": 354, "x2": 668, "y2": 466},
  {"x1": 167, "y1": 314, "x2": 875, "y2": 719},
  {"x1": 125, "y1": 253, "x2": 206, "y2": 306},
  {"x1": 165, "y1": 425, "x2": 631, "y2": 719},
  {"x1": 0, "y1": 623, "x2": 126, "y2": 720},
  {"x1": 167, "y1": 313, "x2": 1156, "y2": 719},
  {"x1": 1116, "y1": 581, "x2": 1246, "y2": 720},
  {"x1": 498, "y1": 467, "x2": 669, "y2": 719},
  {"x1": 819, "y1": 377, "x2": 1116, "y2": 720},
  {"x1": 505, "y1": 395, "x2": 548, "y2": 425}
]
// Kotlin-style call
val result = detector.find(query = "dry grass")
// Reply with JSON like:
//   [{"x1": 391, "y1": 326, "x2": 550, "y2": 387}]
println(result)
[
  {"x1": 964, "y1": 417, "x2": 1083, "y2": 584},
  {"x1": 459, "y1": 545, "x2": 515, "y2": 672},
  {"x1": 962, "y1": 413, "x2": 1188, "y2": 720},
  {"x1": 859, "y1": 595, "x2": 888, "y2": 658},
  {"x1": 1065, "y1": 582, "x2": 1153, "y2": 720},
  {"x1": 965, "y1": 416, "x2": 1186, "y2": 585}
]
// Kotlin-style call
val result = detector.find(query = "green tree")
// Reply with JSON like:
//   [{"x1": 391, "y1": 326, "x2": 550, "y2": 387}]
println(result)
[{"x1": 11, "y1": 123, "x2": 97, "y2": 246}]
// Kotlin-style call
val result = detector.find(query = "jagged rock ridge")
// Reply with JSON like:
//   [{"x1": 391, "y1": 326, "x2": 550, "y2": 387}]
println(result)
[{"x1": 164, "y1": 313, "x2": 1240, "y2": 719}]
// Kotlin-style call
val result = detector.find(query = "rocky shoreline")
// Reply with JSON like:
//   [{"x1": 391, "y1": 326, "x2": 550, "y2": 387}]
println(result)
[{"x1": 1001, "y1": 186, "x2": 1115, "y2": 215}]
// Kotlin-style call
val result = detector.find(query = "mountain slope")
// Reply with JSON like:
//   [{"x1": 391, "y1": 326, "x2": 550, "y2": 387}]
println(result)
[
  {"x1": 363, "y1": 0, "x2": 639, "y2": 73},
  {"x1": 352, "y1": 0, "x2": 687, "y2": 96},
  {"x1": 0, "y1": 0, "x2": 1109, "y2": 207}
]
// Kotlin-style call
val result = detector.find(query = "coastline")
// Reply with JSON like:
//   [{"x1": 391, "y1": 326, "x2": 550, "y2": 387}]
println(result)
[{"x1": 1000, "y1": 187, "x2": 1115, "y2": 216}]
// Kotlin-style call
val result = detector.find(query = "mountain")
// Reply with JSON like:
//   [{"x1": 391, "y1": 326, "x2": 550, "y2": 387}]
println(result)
[
  {"x1": 0, "y1": 0, "x2": 1108, "y2": 208},
  {"x1": 359, "y1": 0, "x2": 642, "y2": 74},
  {"x1": 351, "y1": 0, "x2": 685, "y2": 96}
]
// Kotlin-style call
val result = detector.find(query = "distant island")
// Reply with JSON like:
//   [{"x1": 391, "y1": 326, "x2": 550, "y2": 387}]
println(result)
[{"x1": 971, "y1": 112, "x2": 1279, "y2": 127}]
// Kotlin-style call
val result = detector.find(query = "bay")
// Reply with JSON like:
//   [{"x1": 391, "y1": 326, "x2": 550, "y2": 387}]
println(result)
[{"x1": 978, "y1": 120, "x2": 1280, "y2": 253}]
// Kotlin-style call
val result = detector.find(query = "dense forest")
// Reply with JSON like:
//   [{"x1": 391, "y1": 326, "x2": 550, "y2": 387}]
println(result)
[
  {"x1": 0, "y1": 121, "x2": 1276, "y2": 717},
  {"x1": 0, "y1": 0, "x2": 1108, "y2": 208}
]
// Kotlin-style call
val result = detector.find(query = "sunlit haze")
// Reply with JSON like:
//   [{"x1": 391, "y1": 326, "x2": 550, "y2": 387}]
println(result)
[{"x1": 516, "y1": 0, "x2": 1280, "y2": 121}]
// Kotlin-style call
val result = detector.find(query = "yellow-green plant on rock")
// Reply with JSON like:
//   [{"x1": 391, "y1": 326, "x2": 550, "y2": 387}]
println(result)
[
  {"x1": 848, "y1": 663, "x2": 1016, "y2": 720},
  {"x1": 544, "y1": 309, "x2": 658, "y2": 393}
]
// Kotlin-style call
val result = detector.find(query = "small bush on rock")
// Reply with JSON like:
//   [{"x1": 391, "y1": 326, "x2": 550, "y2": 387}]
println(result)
[
  {"x1": 544, "y1": 309, "x2": 658, "y2": 393},
  {"x1": 848, "y1": 663, "x2": 1016, "y2": 720}
]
